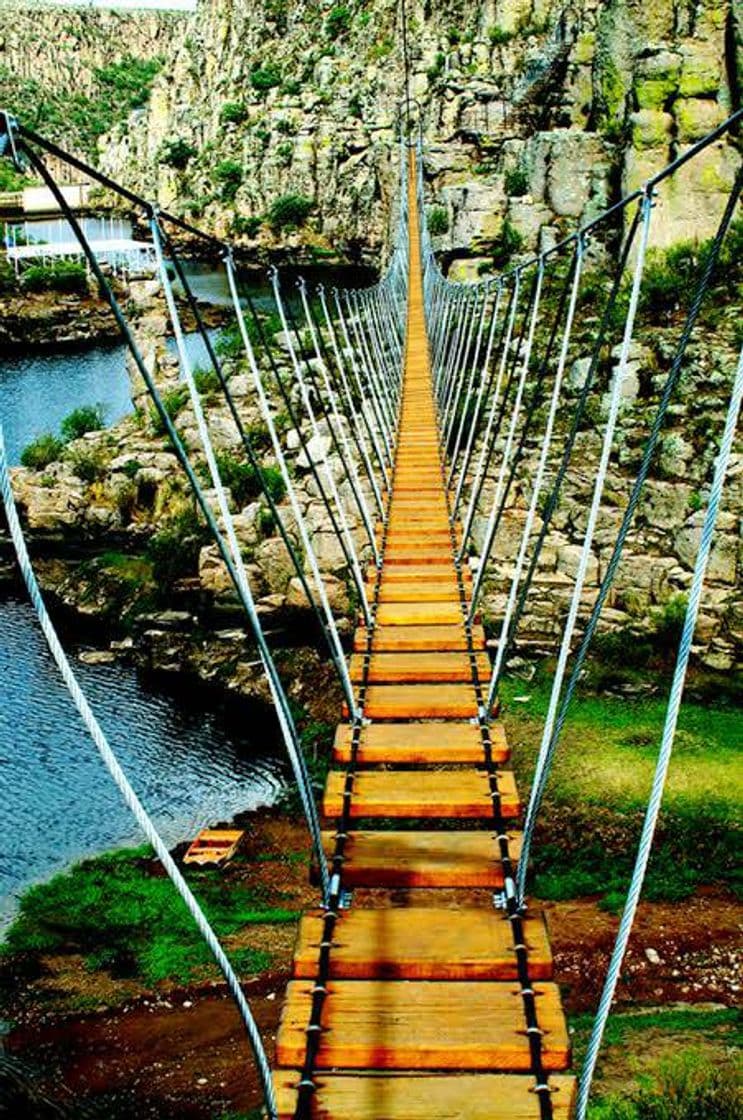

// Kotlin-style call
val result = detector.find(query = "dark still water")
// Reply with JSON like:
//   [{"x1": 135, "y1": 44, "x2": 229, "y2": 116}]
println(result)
[
  {"x1": 0, "y1": 598, "x2": 283, "y2": 919},
  {"x1": 0, "y1": 343, "x2": 134, "y2": 467}
]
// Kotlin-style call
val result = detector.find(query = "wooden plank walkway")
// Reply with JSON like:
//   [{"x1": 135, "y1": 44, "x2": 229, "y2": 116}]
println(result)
[{"x1": 274, "y1": 154, "x2": 575, "y2": 1118}]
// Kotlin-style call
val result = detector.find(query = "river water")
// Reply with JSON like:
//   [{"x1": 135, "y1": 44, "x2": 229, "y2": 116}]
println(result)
[{"x1": 0, "y1": 259, "x2": 284, "y2": 918}]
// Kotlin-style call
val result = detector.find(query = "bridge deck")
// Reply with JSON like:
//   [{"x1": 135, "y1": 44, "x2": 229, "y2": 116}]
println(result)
[{"x1": 274, "y1": 156, "x2": 575, "y2": 1118}]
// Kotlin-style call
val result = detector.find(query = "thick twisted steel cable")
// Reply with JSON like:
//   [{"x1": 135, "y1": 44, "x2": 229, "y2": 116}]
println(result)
[
  {"x1": 151, "y1": 216, "x2": 330, "y2": 901},
  {"x1": 518, "y1": 166, "x2": 742, "y2": 904},
  {"x1": 577, "y1": 342, "x2": 743, "y2": 1117},
  {"x1": 484, "y1": 236, "x2": 585, "y2": 714},
  {"x1": 502, "y1": 206, "x2": 643, "y2": 673},
  {"x1": 516, "y1": 187, "x2": 654, "y2": 902},
  {"x1": 0, "y1": 419, "x2": 278, "y2": 1119},
  {"x1": 20, "y1": 143, "x2": 332, "y2": 906}
]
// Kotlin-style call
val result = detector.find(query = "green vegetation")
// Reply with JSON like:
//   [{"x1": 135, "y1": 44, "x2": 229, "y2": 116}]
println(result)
[
  {"x1": 489, "y1": 25, "x2": 515, "y2": 46},
  {"x1": 21, "y1": 259, "x2": 88, "y2": 294},
  {"x1": 1, "y1": 846, "x2": 295, "y2": 987},
  {"x1": 572, "y1": 1008, "x2": 742, "y2": 1120},
  {"x1": 214, "y1": 158, "x2": 243, "y2": 202},
  {"x1": 0, "y1": 159, "x2": 30, "y2": 192},
  {"x1": 325, "y1": 5, "x2": 352, "y2": 38},
  {"x1": 426, "y1": 51, "x2": 446, "y2": 82},
  {"x1": 504, "y1": 168, "x2": 529, "y2": 196},
  {"x1": 427, "y1": 206, "x2": 449, "y2": 235},
  {"x1": 501, "y1": 661, "x2": 741, "y2": 906},
  {"x1": 491, "y1": 217, "x2": 524, "y2": 268},
  {"x1": 149, "y1": 384, "x2": 189, "y2": 435},
  {"x1": 220, "y1": 101, "x2": 248, "y2": 125},
  {"x1": 0, "y1": 55, "x2": 163, "y2": 159},
  {"x1": 250, "y1": 63, "x2": 282, "y2": 92},
  {"x1": 232, "y1": 214, "x2": 263, "y2": 238},
  {"x1": 66, "y1": 446, "x2": 108, "y2": 483},
  {"x1": 20, "y1": 403, "x2": 106, "y2": 471},
  {"x1": 267, "y1": 193, "x2": 314, "y2": 233},
  {"x1": 60, "y1": 403, "x2": 105, "y2": 442},
  {"x1": 207, "y1": 451, "x2": 286, "y2": 509},
  {"x1": 146, "y1": 505, "x2": 209, "y2": 589},
  {"x1": 158, "y1": 137, "x2": 197, "y2": 170},
  {"x1": 20, "y1": 432, "x2": 64, "y2": 470}
]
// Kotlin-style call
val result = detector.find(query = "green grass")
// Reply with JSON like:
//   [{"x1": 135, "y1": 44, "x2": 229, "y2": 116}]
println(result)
[
  {"x1": 570, "y1": 1007, "x2": 742, "y2": 1119},
  {"x1": 500, "y1": 668, "x2": 741, "y2": 904},
  {"x1": 2, "y1": 846, "x2": 296, "y2": 988}
]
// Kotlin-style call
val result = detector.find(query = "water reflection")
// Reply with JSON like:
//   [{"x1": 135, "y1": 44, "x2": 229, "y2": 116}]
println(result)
[{"x1": 0, "y1": 598, "x2": 283, "y2": 918}]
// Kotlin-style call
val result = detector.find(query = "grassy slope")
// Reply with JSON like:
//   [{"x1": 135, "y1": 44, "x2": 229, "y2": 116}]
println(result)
[{"x1": 501, "y1": 670, "x2": 741, "y2": 905}]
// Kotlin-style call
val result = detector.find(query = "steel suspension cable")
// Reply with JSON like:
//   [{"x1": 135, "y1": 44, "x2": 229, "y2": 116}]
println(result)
[
  {"x1": 0, "y1": 420, "x2": 279, "y2": 1119},
  {"x1": 518, "y1": 166, "x2": 742, "y2": 904},
  {"x1": 577, "y1": 345, "x2": 743, "y2": 1117},
  {"x1": 516, "y1": 186, "x2": 654, "y2": 902},
  {"x1": 501, "y1": 207, "x2": 643, "y2": 677}
]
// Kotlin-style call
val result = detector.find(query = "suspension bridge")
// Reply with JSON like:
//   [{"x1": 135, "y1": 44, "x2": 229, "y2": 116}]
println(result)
[{"x1": 0, "y1": 93, "x2": 740, "y2": 1120}]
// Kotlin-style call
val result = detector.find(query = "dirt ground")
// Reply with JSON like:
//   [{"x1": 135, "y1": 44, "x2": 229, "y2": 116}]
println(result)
[{"x1": 5, "y1": 807, "x2": 741, "y2": 1118}]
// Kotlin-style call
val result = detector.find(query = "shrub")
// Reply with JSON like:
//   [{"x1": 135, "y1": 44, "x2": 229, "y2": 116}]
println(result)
[
  {"x1": 491, "y1": 217, "x2": 524, "y2": 268},
  {"x1": 158, "y1": 138, "x2": 197, "y2": 170},
  {"x1": 220, "y1": 101, "x2": 247, "y2": 125},
  {"x1": 276, "y1": 140, "x2": 294, "y2": 164},
  {"x1": 489, "y1": 25, "x2": 514, "y2": 45},
  {"x1": 21, "y1": 259, "x2": 88, "y2": 294},
  {"x1": 267, "y1": 193, "x2": 314, "y2": 232},
  {"x1": 214, "y1": 159, "x2": 243, "y2": 202},
  {"x1": 67, "y1": 446, "x2": 108, "y2": 483},
  {"x1": 628, "y1": 1051, "x2": 741, "y2": 1120},
  {"x1": 146, "y1": 506, "x2": 209, "y2": 588},
  {"x1": 20, "y1": 433, "x2": 64, "y2": 470},
  {"x1": 232, "y1": 214, "x2": 263, "y2": 237},
  {"x1": 193, "y1": 366, "x2": 222, "y2": 396},
  {"x1": 282, "y1": 78, "x2": 302, "y2": 96},
  {"x1": 427, "y1": 51, "x2": 446, "y2": 81},
  {"x1": 427, "y1": 206, "x2": 449, "y2": 235},
  {"x1": 0, "y1": 256, "x2": 16, "y2": 294},
  {"x1": 60, "y1": 403, "x2": 105, "y2": 442},
  {"x1": 325, "y1": 5, "x2": 352, "y2": 38},
  {"x1": 505, "y1": 168, "x2": 528, "y2": 196},
  {"x1": 149, "y1": 385, "x2": 189, "y2": 435},
  {"x1": 209, "y1": 453, "x2": 286, "y2": 508},
  {"x1": 250, "y1": 63, "x2": 282, "y2": 92}
]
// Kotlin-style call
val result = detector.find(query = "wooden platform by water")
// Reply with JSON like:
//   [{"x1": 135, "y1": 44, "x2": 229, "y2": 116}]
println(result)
[{"x1": 273, "y1": 153, "x2": 575, "y2": 1118}]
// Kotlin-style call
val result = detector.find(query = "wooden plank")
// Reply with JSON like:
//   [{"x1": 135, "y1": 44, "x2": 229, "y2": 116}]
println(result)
[
  {"x1": 354, "y1": 625, "x2": 481, "y2": 652},
  {"x1": 377, "y1": 564, "x2": 471, "y2": 582},
  {"x1": 362, "y1": 683, "x2": 478, "y2": 720},
  {"x1": 372, "y1": 582, "x2": 461, "y2": 603},
  {"x1": 332, "y1": 720, "x2": 510, "y2": 764},
  {"x1": 349, "y1": 651, "x2": 491, "y2": 684},
  {"x1": 375, "y1": 602, "x2": 463, "y2": 626},
  {"x1": 323, "y1": 769, "x2": 520, "y2": 818},
  {"x1": 274, "y1": 1071, "x2": 576, "y2": 1119},
  {"x1": 381, "y1": 551, "x2": 456, "y2": 569},
  {"x1": 293, "y1": 907, "x2": 552, "y2": 980},
  {"x1": 276, "y1": 979, "x2": 570, "y2": 1070},
  {"x1": 322, "y1": 829, "x2": 522, "y2": 887}
]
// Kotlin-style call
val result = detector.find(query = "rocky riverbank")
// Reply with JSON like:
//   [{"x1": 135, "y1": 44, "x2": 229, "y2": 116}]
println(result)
[{"x1": 0, "y1": 288, "x2": 121, "y2": 352}]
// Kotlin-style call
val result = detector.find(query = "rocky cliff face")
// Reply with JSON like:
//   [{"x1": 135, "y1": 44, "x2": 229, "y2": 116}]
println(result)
[
  {"x1": 90, "y1": 0, "x2": 742, "y2": 267},
  {"x1": 0, "y1": 2, "x2": 738, "y2": 264},
  {"x1": 0, "y1": 1, "x2": 179, "y2": 160}
]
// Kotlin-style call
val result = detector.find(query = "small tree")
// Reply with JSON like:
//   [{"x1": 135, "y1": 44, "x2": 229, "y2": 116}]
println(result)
[
  {"x1": 60, "y1": 404, "x2": 105, "y2": 443},
  {"x1": 427, "y1": 206, "x2": 449, "y2": 235},
  {"x1": 158, "y1": 138, "x2": 197, "y2": 170},
  {"x1": 326, "y1": 6, "x2": 352, "y2": 38},
  {"x1": 220, "y1": 101, "x2": 247, "y2": 125},
  {"x1": 215, "y1": 159, "x2": 243, "y2": 202},
  {"x1": 267, "y1": 193, "x2": 314, "y2": 233}
]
